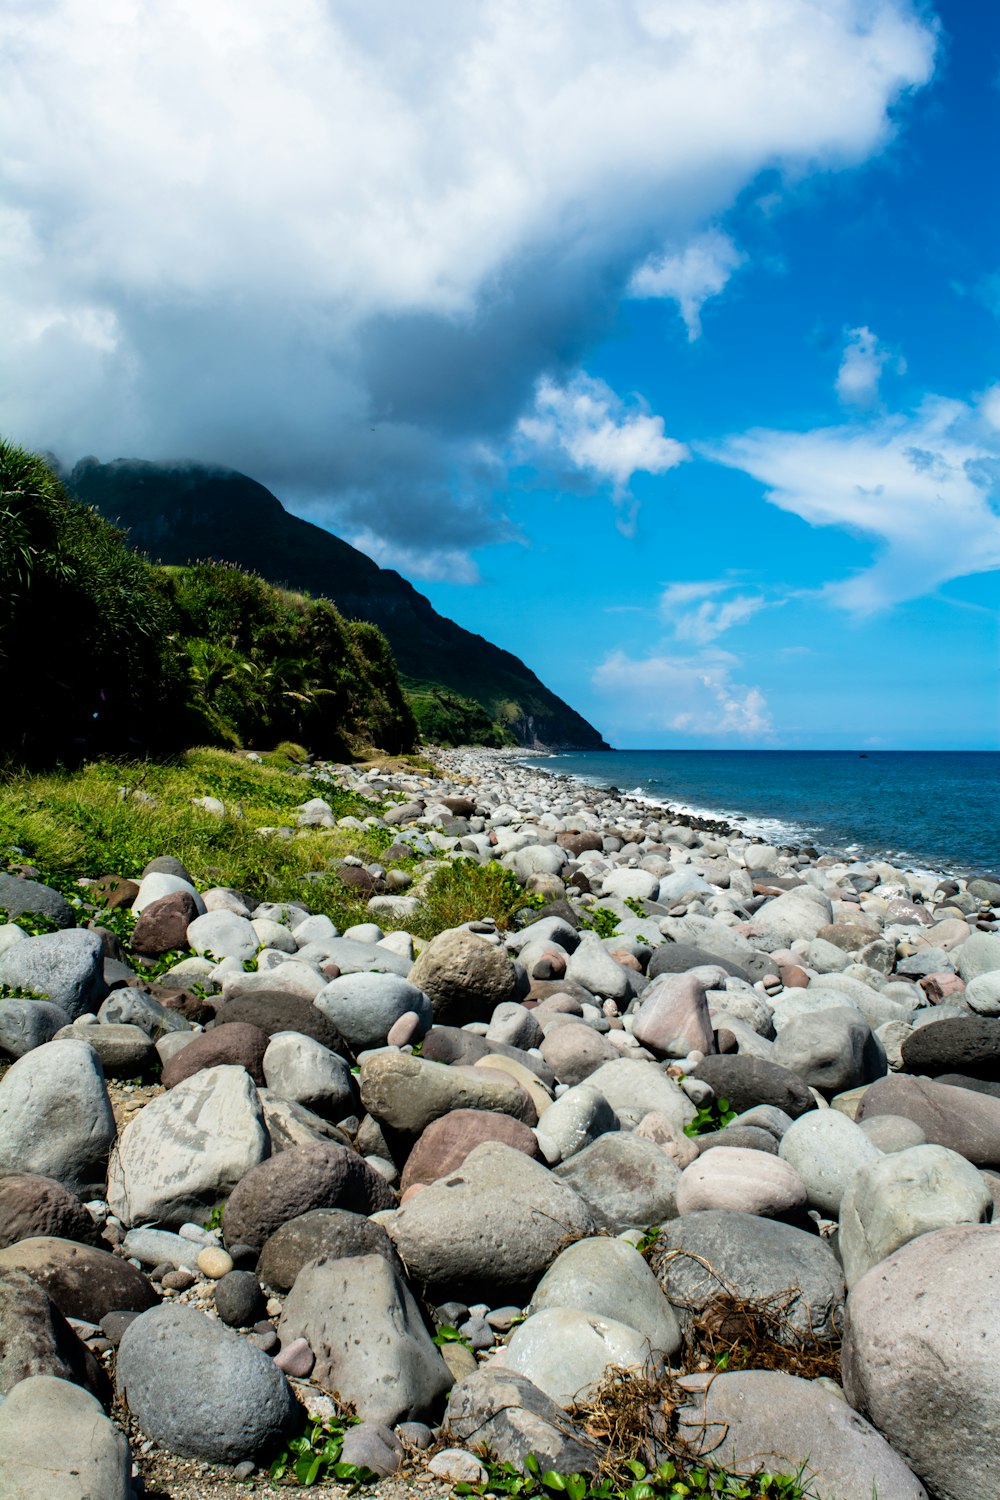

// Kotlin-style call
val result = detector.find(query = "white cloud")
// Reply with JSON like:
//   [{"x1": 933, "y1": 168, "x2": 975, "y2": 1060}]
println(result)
[
  {"x1": 347, "y1": 530, "x2": 481, "y2": 585},
  {"x1": 0, "y1": 0, "x2": 935, "y2": 567},
  {"x1": 517, "y1": 374, "x2": 687, "y2": 501},
  {"x1": 629, "y1": 229, "x2": 745, "y2": 339},
  {"x1": 659, "y1": 579, "x2": 769, "y2": 643},
  {"x1": 712, "y1": 389, "x2": 1000, "y2": 611},
  {"x1": 836, "y1": 325, "x2": 896, "y2": 406},
  {"x1": 593, "y1": 648, "x2": 772, "y2": 739}
]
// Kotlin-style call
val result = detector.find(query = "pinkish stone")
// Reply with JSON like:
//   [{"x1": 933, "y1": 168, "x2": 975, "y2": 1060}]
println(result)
[
  {"x1": 275, "y1": 1336, "x2": 315, "y2": 1377},
  {"x1": 399, "y1": 1108, "x2": 541, "y2": 1195},
  {"x1": 387, "y1": 1010, "x2": 423, "y2": 1047},
  {"x1": 632, "y1": 973, "x2": 716, "y2": 1059},
  {"x1": 919, "y1": 973, "x2": 966, "y2": 1005}
]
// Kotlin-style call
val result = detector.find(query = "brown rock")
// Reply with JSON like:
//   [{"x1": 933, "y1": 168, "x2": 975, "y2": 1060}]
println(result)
[
  {"x1": 778, "y1": 963, "x2": 811, "y2": 989},
  {"x1": 918, "y1": 973, "x2": 966, "y2": 1005},
  {"x1": 857, "y1": 1075, "x2": 1000, "y2": 1167},
  {"x1": 336, "y1": 867, "x2": 379, "y2": 895},
  {"x1": 147, "y1": 984, "x2": 218, "y2": 1024},
  {"x1": 214, "y1": 992, "x2": 347, "y2": 1052},
  {"x1": 440, "y1": 797, "x2": 476, "y2": 818},
  {"x1": 223, "y1": 1142, "x2": 395, "y2": 1251},
  {"x1": 131, "y1": 891, "x2": 200, "y2": 956},
  {"x1": 400, "y1": 1109, "x2": 541, "y2": 1194},
  {"x1": 816, "y1": 924, "x2": 878, "y2": 953},
  {"x1": 0, "y1": 1172, "x2": 98, "y2": 1250},
  {"x1": 556, "y1": 831, "x2": 603, "y2": 856},
  {"x1": 89, "y1": 875, "x2": 141, "y2": 910},
  {"x1": 161, "y1": 1022, "x2": 269, "y2": 1088},
  {"x1": 408, "y1": 928, "x2": 521, "y2": 1026},
  {"x1": 0, "y1": 1267, "x2": 109, "y2": 1400},
  {"x1": 258, "y1": 1208, "x2": 403, "y2": 1292},
  {"x1": 0, "y1": 1237, "x2": 159, "y2": 1322}
]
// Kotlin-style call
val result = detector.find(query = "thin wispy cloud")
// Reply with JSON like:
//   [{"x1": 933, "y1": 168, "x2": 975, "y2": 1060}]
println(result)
[
  {"x1": 593, "y1": 648, "x2": 773, "y2": 739},
  {"x1": 659, "y1": 580, "x2": 770, "y2": 644},
  {"x1": 712, "y1": 387, "x2": 1000, "y2": 612}
]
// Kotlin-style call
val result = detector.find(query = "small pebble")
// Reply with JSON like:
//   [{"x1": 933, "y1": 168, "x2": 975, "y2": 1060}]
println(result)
[
  {"x1": 233, "y1": 1460, "x2": 256, "y2": 1480},
  {"x1": 196, "y1": 1246, "x2": 234, "y2": 1279},
  {"x1": 265, "y1": 1296, "x2": 283, "y2": 1318},
  {"x1": 274, "y1": 1336, "x2": 315, "y2": 1377},
  {"x1": 160, "y1": 1269, "x2": 195, "y2": 1291}
]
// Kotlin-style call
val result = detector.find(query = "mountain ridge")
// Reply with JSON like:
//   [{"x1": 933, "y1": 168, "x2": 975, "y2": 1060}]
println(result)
[{"x1": 68, "y1": 457, "x2": 610, "y2": 751}]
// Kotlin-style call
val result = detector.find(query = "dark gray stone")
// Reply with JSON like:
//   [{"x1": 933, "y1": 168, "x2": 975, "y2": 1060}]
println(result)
[
  {"x1": 900, "y1": 1016, "x2": 1000, "y2": 1082},
  {"x1": 0, "y1": 874, "x2": 76, "y2": 930},
  {"x1": 213, "y1": 1270, "x2": 267, "y2": 1327},
  {"x1": 223, "y1": 1142, "x2": 395, "y2": 1251},
  {"x1": 693, "y1": 1054, "x2": 817, "y2": 1119},
  {"x1": 258, "y1": 1208, "x2": 403, "y2": 1293},
  {"x1": 0, "y1": 930, "x2": 106, "y2": 1019}
]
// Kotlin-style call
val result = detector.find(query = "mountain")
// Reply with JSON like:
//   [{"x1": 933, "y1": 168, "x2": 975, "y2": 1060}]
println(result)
[{"x1": 69, "y1": 458, "x2": 609, "y2": 750}]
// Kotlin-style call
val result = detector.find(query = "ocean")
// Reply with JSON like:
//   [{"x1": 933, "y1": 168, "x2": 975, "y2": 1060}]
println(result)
[{"x1": 518, "y1": 750, "x2": 1000, "y2": 878}]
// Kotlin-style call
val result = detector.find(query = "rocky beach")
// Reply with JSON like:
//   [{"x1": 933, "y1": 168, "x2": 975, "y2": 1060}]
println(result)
[{"x1": 0, "y1": 744, "x2": 998, "y2": 1500}]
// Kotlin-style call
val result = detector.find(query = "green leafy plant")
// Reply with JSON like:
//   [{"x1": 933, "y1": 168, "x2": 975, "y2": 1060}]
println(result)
[
  {"x1": 0, "y1": 907, "x2": 64, "y2": 937},
  {"x1": 433, "y1": 1323, "x2": 474, "y2": 1351},
  {"x1": 202, "y1": 1202, "x2": 225, "y2": 1233},
  {"x1": 453, "y1": 1452, "x2": 818, "y2": 1500},
  {"x1": 580, "y1": 906, "x2": 619, "y2": 939},
  {"x1": 683, "y1": 1097, "x2": 738, "y2": 1138},
  {"x1": 633, "y1": 1226, "x2": 663, "y2": 1261},
  {"x1": 268, "y1": 1414, "x2": 377, "y2": 1488}
]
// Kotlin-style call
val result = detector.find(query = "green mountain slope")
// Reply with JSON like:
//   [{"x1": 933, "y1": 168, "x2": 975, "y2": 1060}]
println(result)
[{"x1": 69, "y1": 458, "x2": 609, "y2": 750}]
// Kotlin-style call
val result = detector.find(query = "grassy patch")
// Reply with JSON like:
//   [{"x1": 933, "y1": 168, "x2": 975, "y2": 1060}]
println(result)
[{"x1": 408, "y1": 858, "x2": 543, "y2": 939}]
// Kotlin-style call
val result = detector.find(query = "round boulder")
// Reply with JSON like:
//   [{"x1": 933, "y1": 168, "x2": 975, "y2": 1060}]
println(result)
[
  {"x1": 315, "y1": 972, "x2": 433, "y2": 1051},
  {"x1": 408, "y1": 928, "x2": 521, "y2": 1026},
  {"x1": 258, "y1": 1207, "x2": 403, "y2": 1293},
  {"x1": 160, "y1": 1022, "x2": 269, "y2": 1088},
  {"x1": 222, "y1": 1141, "x2": 395, "y2": 1251}
]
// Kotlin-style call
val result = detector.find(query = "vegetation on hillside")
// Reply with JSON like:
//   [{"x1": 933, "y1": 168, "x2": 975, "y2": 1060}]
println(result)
[
  {"x1": 0, "y1": 442, "x2": 416, "y2": 765},
  {"x1": 406, "y1": 683, "x2": 515, "y2": 747}
]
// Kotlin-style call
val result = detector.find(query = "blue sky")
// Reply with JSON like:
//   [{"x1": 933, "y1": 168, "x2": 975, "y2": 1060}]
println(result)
[{"x1": 1, "y1": 1, "x2": 997, "y2": 747}]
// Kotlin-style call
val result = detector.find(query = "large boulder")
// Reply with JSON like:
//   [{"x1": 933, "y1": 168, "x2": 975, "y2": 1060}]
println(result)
[
  {"x1": 771, "y1": 1006, "x2": 883, "y2": 1094},
  {"x1": 0, "y1": 873, "x2": 76, "y2": 930},
  {"x1": 408, "y1": 928, "x2": 521, "y2": 1025},
  {"x1": 529, "y1": 1237, "x2": 680, "y2": 1356},
  {"x1": 314, "y1": 972, "x2": 433, "y2": 1051},
  {"x1": 778, "y1": 1110, "x2": 882, "y2": 1217},
  {"x1": 387, "y1": 1141, "x2": 596, "y2": 1299},
  {"x1": 107, "y1": 1064, "x2": 270, "y2": 1227},
  {"x1": 0, "y1": 1376, "x2": 133, "y2": 1500},
  {"x1": 213, "y1": 991, "x2": 346, "y2": 1051},
  {"x1": 584, "y1": 1058, "x2": 696, "y2": 1133},
  {"x1": 222, "y1": 1141, "x2": 394, "y2": 1251},
  {"x1": 262, "y1": 1031, "x2": 356, "y2": 1120},
  {"x1": 675, "y1": 1147, "x2": 807, "y2": 1219},
  {"x1": 400, "y1": 1109, "x2": 541, "y2": 1194},
  {"x1": 0, "y1": 1170, "x2": 97, "y2": 1249},
  {"x1": 258, "y1": 1208, "x2": 403, "y2": 1293},
  {"x1": 359, "y1": 1050, "x2": 536, "y2": 1140},
  {"x1": 741, "y1": 886, "x2": 833, "y2": 950},
  {"x1": 900, "y1": 1015, "x2": 1000, "y2": 1082},
  {"x1": 838, "y1": 1144, "x2": 993, "y2": 1287},
  {"x1": 856, "y1": 1074, "x2": 1000, "y2": 1167},
  {"x1": 0, "y1": 1039, "x2": 116, "y2": 1194},
  {"x1": 504, "y1": 1307, "x2": 664, "y2": 1408},
  {"x1": 553, "y1": 1132, "x2": 681, "y2": 1232},
  {"x1": 538, "y1": 1023, "x2": 619, "y2": 1085},
  {"x1": 277, "y1": 1253, "x2": 452, "y2": 1425},
  {"x1": 631, "y1": 973, "x2": 715, "y2": 1059},
  {"x1": 534, "y1": 1084, "x2": 620, "y2": 1166},
  {"x1": 0, "y1": 1267, "x2": 107, "y2": 1399},
  {"x1": 443, "y1": 1367, "x2": 600, "y2": 1475},
  {"x1": 650, "y1": 1210, "x2": 844, "y2": 1343},
  {"x1": 692, "y1": 1054, "x2": 817, "y2": 1119},
  {"x1": 0, "y1": 929, "x2": 106, "y2": 1019},
  {"x1": 0, "y1": 1237, "x2": 158, "y2": 1322},
  {"x1": 160, "y1": 1021, "x2": 269, "y2": 1088},
  {"x1": 117, "y1": 1303, "x2": 298, "y2": 1462},
  {"x1": 842, "y1": 1224, "x2": 1000, "y2": 1500},
  {"x1": 676, "y1": 1371, "x2": 926, "y2": 1499}
]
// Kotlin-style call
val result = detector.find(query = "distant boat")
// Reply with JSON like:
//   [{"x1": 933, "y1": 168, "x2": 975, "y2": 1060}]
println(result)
[{"x1": 859, "y1": 753, "x2": 869, "y2": 758}]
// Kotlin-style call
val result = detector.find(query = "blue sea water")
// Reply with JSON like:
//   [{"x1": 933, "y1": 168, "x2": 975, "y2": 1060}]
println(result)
[{"x1": 518, "y1": 750, "x2": 1000, "y2": 878}]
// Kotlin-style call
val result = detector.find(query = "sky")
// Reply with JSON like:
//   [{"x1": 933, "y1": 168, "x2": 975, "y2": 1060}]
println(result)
[{"x1": 1, "y1": 0, "x2": 998, "y2": 749}]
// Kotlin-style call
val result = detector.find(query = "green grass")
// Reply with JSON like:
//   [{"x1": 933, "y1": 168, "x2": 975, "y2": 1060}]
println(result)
[{"x1": 408, "y1": 858, "x2": 544, "y2": 939}]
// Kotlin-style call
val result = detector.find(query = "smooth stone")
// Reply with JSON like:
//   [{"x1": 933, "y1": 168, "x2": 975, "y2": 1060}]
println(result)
[
  {"x1": 954, "y1": 930, "x2": 1000, "y2": 982},
  {"x1": 214, "y1": 989, "x2": 343, "y2": 1047},
  {"x1": 213, "y1": 1268, "x2": 267, "y2": 1326},
  {"x1": 0, "y1": 873, "x2": 76, "y2": 929},
  {"x1": 553, "y1": 1132, "x2": 681, "y2": 1232},
  {"x1": 400, "y1": 1109, "x2": 541, "y2": 1193},
  {"x1": 197, "y1": 1245, "x2": 234, "y2": 1279},
  {"x1": 98, "y1": 986, "x2": 191, "y2": 1037},
  {"x1": 257, "y1": 1090, "x2": 351, "y2": 1153},
  {"x1": 386, "y1": 1141, "x2": 597, "y2": 1299},
  {"x1": 856, "y1": 1074, "x2": 1000, "y2": 1167},
  {"x1": 277, "y1": 1253, "x2": 451, "y2": 1424},
  {"x1": 315, "y1": 972, "x2": 433, "y2": 1051},
  {"x1": 631, "y1": 973, "x2": 715, "y2": 1059},
  {"x1": 965, "y1": 971, "x2": 1000, "y2": 1016},
  {"x1": 60, "y1": 1021, "x2": 155, "y2": 1075},
  {"x1": 858, "y1": 1114, "x2": 927, "y2": 1153},
  {"x1": 222, "y1": 1141, "x2": 394, "y2": 1251},
  {"x1": 0, "y1": 1170, "x2": 96, "y2": 1249},
  {"x1": 0, "y1": 1039, "x2": 116, "y2": 1195},
  {"x1": 485, "y1": 1002, "x2": 545, "y2": 1051},
  {"x1": 529, "y1": 1236, "x2": 680, "y2": 1355},
  {"x1": 121, "y1": 1228, "x2": 200, "y2": 1271},
  {"x1": 0, "y1": 1376, "x2": 132, "y2": 1499},
  {"x1": 584, "y1": 1058, "x2": 696, "y2": 1134},
  {"x1": 408, "y1": 928, "x2": 521, "y2": 1026},
  {"x1": 842, "y1": 1224, "x2": 1000, "y2": 1500},
  {"x1": 258, "y1": 1207, "x2": 403, "y2": 1292},
  {"x1": 359, "y1": 1050, "x2": 536, "y2": 1139},
  {"x1": 776, "y1": 1109, "x2": 882, "y2": 1216},
  {"x1": 676, "y1": 1370, "x2": 926, "y2": 1499},
  {"x1": 505, "y1": 1306, "x2": 665, "y2": 1407},
  {"x1": 838, "y1": 1144, "x2": 993, "y2": 1287},
  {"x1": 565, "y1": 935, "x2": 633, "y2": 1002},
  {"x1": 108, "y1": 1064, "x2": 269, "y2": 1227},
  {"x1": 427, "y1": 1448, "x2": 487, "y2": 1485},
  {"x1": 262, "y1": 1031, "x2": 356, "y2": 1119},
  {"x1": 274, "y1": 1335, "x2": 315, "y2": 1377},
  {"x1": 650, "y1": 1211, "x2": 844, "y2": 1343},
  {"x1": 771, "y1": 1006, "x2": 884, "y2": 1094},
  {"x1": 538, "y1": 1022, "x2": 619, "y2": 1085},
  {"x1": 161, "y1": 1022, "x2": 268, "y2": 1088},
  {"x1": 117, "y1": 1302, "x2": 298, "y2": 1462},
  {"x1": 693, "y1": 1054, "x2": 817, "y2": 1119},
  {"x1": 900, "y1": 1015, "x2": 1000, "y2": 1082},
  {"x1": 0, "y1": 1236, "x2": 158, "y2": 1322},
  {"x1": 131, "y1": 890, "x2": 202, "y2": 956},
  {"x1": 0, "y1": 998, "x2": 72, "y2": 1057},
  {"x1": 533, "y1": 1084, "x2": 619, "y2": 1165},
  {"x1": 186, "y1": 910, "x2": 259, "y2": 964},
  {"x1": 0, "y1": 929, "x2": 107, "y2": 1020},
  {"x1": 675, "y1": 1147, "x2": 808, "y2": 1219}
]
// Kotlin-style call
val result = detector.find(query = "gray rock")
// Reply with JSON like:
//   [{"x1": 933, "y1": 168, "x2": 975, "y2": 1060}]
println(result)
[
  {"x1": 585, "y1": 1058, "x2": 696, "y2": 1133},
  {"x1": 98, "y1": 986, "x2": 191, "y2": 1036},
  {"x1": 533, "y1": 1083, "x2": 619, "y2": 1165},
  {"x1": 341, "y1": 1422, "x2": 404, "y2": 1478},
  {"x1": 214, "y1": 1269, "x2": 267, "y2": 1327},
  {"x1": 842, "y1": 1224, "x2": 1000, "y2": 1500},
  {"x1": 443, "y1": 1366, "x2": 600, "y2": 1474},
  {"x1": 857, "y1": 1074, "x2": 1000, "y2": 1167},
  {"x1": 838, "y1": 1144, "x2": 993, "y2": 1287},
  {"x1": 387, "y1": 1141, "x2": 596, "y2": 1299},
  {"x1": 0, "y1": 873, "x2": 76, "y2": 930},
  {"x1": 277, "y1": 1253, "x2": 451, "y2": 1424},
  {"x1": 693, "y1": 1054, "x2": 816, "y2": 1119},
  {"x1": 675, "y1": 1147, "x2": 807, "y2": 1219},
  {"x1": 107, "y1": 1064, "x2": 269, "y2": 1227},
  {"x1": 299, "y1": 936, "x2": 411, "y2": 977},
  {"x1": 657, "y1": 915, "x2": 773, "y2": 982},
  {"x1": 743, "y1": 887, "x2": 833, "y2": 950},
  {"x1": 359, "y1": 1050, "x2": 536, "y2": 1139},
  {"x1": 505, "y1": 1307, "x2": 665, "y2": 1407},
  {"x1": 0, "y1": 1039, "x2": 116, "y2": 1194},
  {"x1": 553, "y1": 1132, "x2": 681, "y2": 1232},
  {"x1": 258, "y1": 1207, "x2": 402, "y2": 1292},
  {"x1": 529, "y1": 1236, "x2": 680, "y2": 1356},
  {"x1": 650, "y1": 1210, "x2": 844, "y2": 1343},
  {"x1": 315, "y1": 972, "x2": 433, "y2": 1051},
  {"x1": 187, "y1": 910, "x2": 259, "y2": 963},
  {"x1": 807, "y1": 973, "x2": 912, "y2": 1030},
  {"x1": 408, "y1": 928, "x2": 520, "y2": 1024},
  {"x1": 966, "y1": 971, "x2": 1000, "y2": 1016},
  {"x1": 257, "y1": 1090, "x2": 351, "y2": 1153},
  {"x1": 60, "y1": 1021, "x2": 156, "y2": 1075},
  {"x1": 121, "y1": 1227, "x2": 200, "y2": 1270},
  {"x1": 132, "y1": 871, "x2": 204, "y2": 915},
  {"x1": 538, "y1": 1022, "x2": 619, "y2": 1085},
  {"x1": 565, "y1": 935, "x2": 632, "y2": 1001},
  {"x1": 0, "y1": 997, "x2": 71, "y2": 1056},
  {"x1": 778, "y1": 1109, "x2": 882, "y2": 1216},
  {"x1": 262, "y1": 1032, "x2": 356, "y2": 1119},
  {"x1": 955, "y1": 930, "x2": 1000, "y2": 983},
  {"x1": 0, "y1": 1375, "x2": 132, "y2": 1499},
  {"x1": 771, "y1": 1006, "x2": 884, "y2": 1094},
  {"x1": 117, "y1": 1302, "x2": 298, "y2": 1462},
  {"x1": 486, "y1": 1002, "x2": 544, "y2": 1051},
  {"x1": 676, "y1": 1370, "x2": 926, "y2": 1499},
  {"x1": 858, "y1": 1114, "x2": 927, "y2": 1153},
  {"x1": 0, "y1": 929, "x2": 107, "y2": 1019}
]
